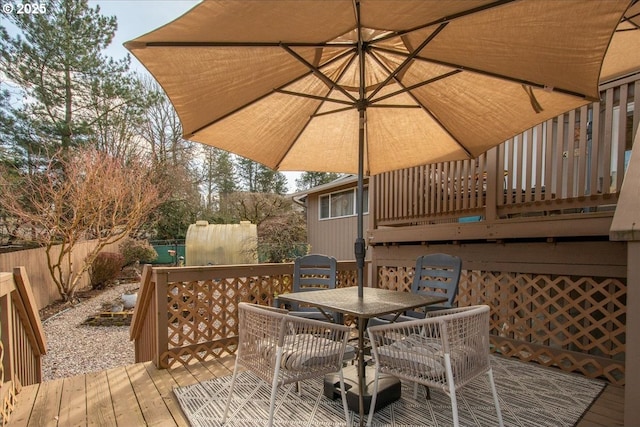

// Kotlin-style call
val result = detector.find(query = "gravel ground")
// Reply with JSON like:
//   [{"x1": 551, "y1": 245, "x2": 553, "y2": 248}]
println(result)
[{"x1": 41, "y1": 282, "x2": 137, "y2": 382}]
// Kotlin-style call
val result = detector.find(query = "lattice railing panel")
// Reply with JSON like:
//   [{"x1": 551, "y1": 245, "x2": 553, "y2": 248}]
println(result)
[
  {"x1": 338, "y1": 270, "x2": 359, "y2": 288},
  {"x1": 164, "y1": 274, "x2": 285, "y2": 367},
  {"x1": 377, "y1": 266, "x2": 626, "y2": 385},
  {"x1": 377, "y1": 266, "x2": 413, "y2": 292},
  {"x1": 156, "y1": 264, "x2": 360, "y2": 368}
]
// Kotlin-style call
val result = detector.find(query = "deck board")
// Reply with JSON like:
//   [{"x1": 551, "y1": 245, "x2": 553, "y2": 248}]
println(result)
[
  {"x1": 59, "y1": 374, "x2": 87, "y2": 427},
  {"x1": 7, "y1": 358, "x2": 624, "y2": 426},
  {"x1": 106, "y1": 366, "x2": 146, "y2": 426},
  {"x1": 86, "y1": 370, "x2": 116, "y2": 427},
  {"x1": 29, "y1": 378, "x2": 62, "y2": 427},
  {"x1": 127, "y1": 362, "x2": 175, "y2": 427},
  {"x1": 10, "y1": 383, "x2": 39, "y2": 427},
  {"x1": 575, "y1": 385, "x2": 625, "y2": 427},
  {"x1": 143, "y1": 362, "x2": 190, "y2": 427}
]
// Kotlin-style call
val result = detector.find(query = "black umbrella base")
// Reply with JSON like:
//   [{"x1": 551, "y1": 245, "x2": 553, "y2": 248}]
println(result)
[{"x1": 323, "y1": 364, "x2": 401, "y2": 413}]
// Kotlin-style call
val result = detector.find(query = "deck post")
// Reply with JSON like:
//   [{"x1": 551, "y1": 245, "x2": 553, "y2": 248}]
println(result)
[
  {"x1": 609, "y1": 125, "x2": 640, "y2": 425},
  {"x1": 155, "y1": 271, "x2": 170, "y2": 368},
  {"x1": 485, "y1": 148, "x2": 499, "y2": 221},
  {"x1": 0, "y1": 275, "x2": 16, "y2": 387}
]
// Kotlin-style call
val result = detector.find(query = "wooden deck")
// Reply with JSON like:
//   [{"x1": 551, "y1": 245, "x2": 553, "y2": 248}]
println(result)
[{"x1": 7, "y1": 355, "x2": 624, "y2": 427}]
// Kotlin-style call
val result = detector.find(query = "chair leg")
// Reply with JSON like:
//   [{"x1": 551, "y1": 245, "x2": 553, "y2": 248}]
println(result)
[
  {"x1": 221, "y1": 363, "x2": 240, "y2": 423},
  {"x1": 444, "y1": 354, "x2": 460, "y2": 427},
  {"x1": 267, "y1": 351, "x2": 284, "y2": 427},
  {"x1": 366, "y1": 367, "x2": 381, "y2": 427},
  {"x1": 487, "y1": 368, "x2": 504, "y2": 427},
  {"x1": 338, "y1": 368, "x2": 351, "y2": 427},
  {"x1": 448, "y1": 386, "x2": 460, "y2": 427}
]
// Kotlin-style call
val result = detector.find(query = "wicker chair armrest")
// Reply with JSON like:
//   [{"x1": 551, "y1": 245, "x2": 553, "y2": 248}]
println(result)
[
  {"x1": 256, "y1": 303, "x2": 289, "y2": 315},
  {"x1": 426, "y1": 305, "x2": 478, "y2": 318}
]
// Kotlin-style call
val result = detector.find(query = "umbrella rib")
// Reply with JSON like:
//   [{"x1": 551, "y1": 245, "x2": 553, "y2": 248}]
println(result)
[
  {"x1": 371, "y1": 45, "x2": 597, "y2": 101},
  {"x1": 367, "y1": 22, "x2": 448, "y2": 102},
  {"x1": 273, "y1": 97, "x2": 353, "y2": 171},
  {"x1": 369, "y1": 70, "x2": 461, "y2": 104},
  {"x1": 367, "y1": 105, "x2": 421, "y2": 109},
  {"x1": 274, "y1": 89, "x2": 355, "y2": 106},
  {"x1": 281, "y1": 44, "x2": 358, "y2": 103},
  {"x1": 311, "y1": 105, "x2": 356, "y2": 117},
  {"x1": 187, "y1": 44, "x2": 361, "y2": 137},
  {"x1": 372, "y1": 0, "x2": 516, "y2": 44},
  {"x1": 134, "y1": 41, "x2": 356, "y2": 48},
  {"x1": 621, "y1": 11, "x2": 640, "y2": 29}
]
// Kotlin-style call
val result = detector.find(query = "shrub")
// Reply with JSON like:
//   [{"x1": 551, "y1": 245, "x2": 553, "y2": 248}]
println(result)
[
  {"x1": 119, "y1": 238, "x2": 157, "y2": 266},
  {"x1": 89, "y1": 252, "x2": 125, "y2": 289}
]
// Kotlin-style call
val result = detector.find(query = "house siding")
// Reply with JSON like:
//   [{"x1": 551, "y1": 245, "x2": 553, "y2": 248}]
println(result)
[{"x1": 305, "y1": 188, "x2": 370, "y2": 261}]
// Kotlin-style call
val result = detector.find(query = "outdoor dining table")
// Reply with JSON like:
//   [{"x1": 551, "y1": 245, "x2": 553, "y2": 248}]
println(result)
[{"x1": 277, "y1": 286, "x2": 447, "y2": 426}]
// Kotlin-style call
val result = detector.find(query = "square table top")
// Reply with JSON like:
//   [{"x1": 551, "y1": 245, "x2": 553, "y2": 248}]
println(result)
[{"x1": 277, "y1": 286, "x2": 447, "y2": 318}]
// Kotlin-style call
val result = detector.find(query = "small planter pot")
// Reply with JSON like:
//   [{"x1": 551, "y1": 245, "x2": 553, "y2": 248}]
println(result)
[
  {"x1": 121, "y1": 293, "x2": 138, "y2": 309},
  {"x1": 111, "y1": 303, "x2": 124, "y2": 312}
]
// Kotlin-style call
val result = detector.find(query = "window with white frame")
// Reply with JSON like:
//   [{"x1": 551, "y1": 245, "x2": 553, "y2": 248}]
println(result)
[{"x1": 319, "y1": 187, "x2": 368, "y2": 219}]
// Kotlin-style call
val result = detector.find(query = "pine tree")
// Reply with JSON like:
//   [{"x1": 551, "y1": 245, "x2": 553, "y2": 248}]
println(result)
[
  {"x1": 295, "y1": 171, "x2": 343, "y2": 191},
  {"x1": 0, "y1": 0, "x2": 138, "y2": 165}
]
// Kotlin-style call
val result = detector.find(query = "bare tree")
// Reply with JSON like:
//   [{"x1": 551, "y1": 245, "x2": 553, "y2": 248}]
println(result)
[
  {"x1": 258, "y1": 212, "x2": 307, "y2": 263},
  {"x1": 0, "y1": 147, "x2": 164, "y2": 301},
  {"x1": 222, "y1": 192, "x2": 290, "y2": 227}
]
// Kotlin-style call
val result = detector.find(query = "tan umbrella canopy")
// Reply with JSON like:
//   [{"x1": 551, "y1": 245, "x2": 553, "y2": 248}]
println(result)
[
  {"x1": 126, "y1": 0, "x2": 631, "y2": 299},
  {"x1": 601, "y1": 1, "x2": 640, "y2": 82},
  {"x1": 126, "y1": 0, "x2": 629, "y2": 176}
]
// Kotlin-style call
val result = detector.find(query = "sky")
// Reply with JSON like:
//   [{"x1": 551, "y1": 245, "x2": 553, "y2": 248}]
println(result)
[{"x1": 92, "y1": 0, "x2": 199, "y2": 64}]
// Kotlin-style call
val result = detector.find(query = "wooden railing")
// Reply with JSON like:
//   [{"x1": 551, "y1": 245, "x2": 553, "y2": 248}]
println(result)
[
  {"x1": 130, "y1": 262, "x2": 359, "y2": 368},
  {"x1": 130, "y1": 259, "x2": 626, "y2": 386},
  {"x1": 0, "y1": 267, "x2": 47, "y2": 425},
  {"x1": 373, "y1": 73, "x2": 639, "y2": 227},
  {"x1": 378, "y1": 260, "x2": 625, "y2": 386}
]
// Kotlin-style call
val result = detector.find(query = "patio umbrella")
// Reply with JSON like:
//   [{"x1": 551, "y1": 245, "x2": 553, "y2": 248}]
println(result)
[{"x1": 126, "y1": 0, "x2": 631, "y2": 297}]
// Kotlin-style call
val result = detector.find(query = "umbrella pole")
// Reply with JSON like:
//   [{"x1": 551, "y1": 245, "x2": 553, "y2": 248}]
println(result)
[
  {"x1": 355, "y1": 3, "x2": 367, "y2": 425},
  {"x1": 354, "y1": 102, "x2": 367, "y2": 427},
  {"x1": 355, "y1": 0, "x2": 366, "y2": 301},
  {"x1": 356, "y1": 106, "x2": 366, "y2": 300}
]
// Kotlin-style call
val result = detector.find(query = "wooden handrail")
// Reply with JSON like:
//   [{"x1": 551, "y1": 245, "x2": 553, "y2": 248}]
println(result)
[
  {"x1": 0, "y1": 267, "x2": 48, "y2": 424},
  {"x1": 12, "y1": 267, "x2": 46, "y2": 356},
  {"x1": 129, "y1": 264, "x2": 153, "y2": 341}
]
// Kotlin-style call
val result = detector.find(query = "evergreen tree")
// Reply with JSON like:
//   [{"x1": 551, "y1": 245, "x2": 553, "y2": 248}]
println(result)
[
  {"x1": 215, "y1": 150, "x2": 237, "y2": 195},
  {"x1": 201, "y1": 145, "x2": 236, "y2": 212},
  {"x1": 0, "y1": 0, "x2": 137, "y2": 166},
  {"x1": 295, "y1": 171, "x2": 343, "y2": 191},
  {"x1": 236, "y1": 157, "x2": 287, "y2": 195},
  {"x1": 236, "y1": 156, "x2": 259, "y2": 192}
]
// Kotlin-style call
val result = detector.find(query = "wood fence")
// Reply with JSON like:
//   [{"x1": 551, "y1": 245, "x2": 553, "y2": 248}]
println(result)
[{"x1": 0, "y1": 240, "x2": 121, "y2": 310}]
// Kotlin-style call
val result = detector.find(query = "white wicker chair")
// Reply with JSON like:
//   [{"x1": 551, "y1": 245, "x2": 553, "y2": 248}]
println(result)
[
  {"x1": 222, "y1": 302, "x2": 351, "y2": 427},
  {"x1": 366, "y1": 305, "x2": 503, "y2": 427}
]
